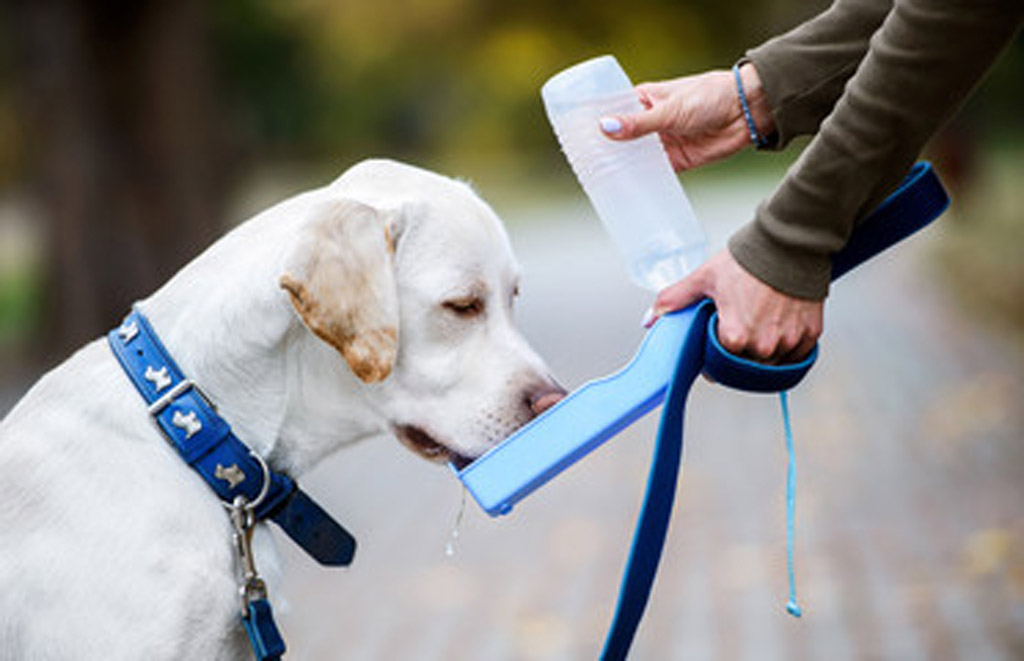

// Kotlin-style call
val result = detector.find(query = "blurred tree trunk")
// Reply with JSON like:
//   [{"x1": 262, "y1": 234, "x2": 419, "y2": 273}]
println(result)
[{"x1": 8, "y1": 0, "x2": 230, "y2": 359}]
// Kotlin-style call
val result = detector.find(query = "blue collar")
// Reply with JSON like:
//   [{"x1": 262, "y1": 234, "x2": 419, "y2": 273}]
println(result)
[{"x1": 107, "y1": 307, "x2": 356, "y2": 567}]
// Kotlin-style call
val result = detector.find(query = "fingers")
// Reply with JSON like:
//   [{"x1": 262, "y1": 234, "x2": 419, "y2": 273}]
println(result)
[
  {"x1": 599, "y1": 98, "x2": 672, "y2": 141},
  {"x1": 639, "y1": 247, "x2": 825, "y2": 366},
  {"x1": 778, "y1": 328, "x2": 822, "y2": 365},
  {"x1": 715, "y1": 305, "x2": 823, "y2": 365},
  {"x1": 599, "y1": 114, "x2": 648, "y2": 140},
  {"x1": 702, "y1": 249, "x2": 824, "y2": 364},
  {"x1": 716, "y1": 323, "x2": 820, "y2": 365},
  {"x1": 642, "y1": 267, "x2": 709, "y2": 328},
  {"x1": 655, "y1": 270, "x2": 708, "y2": 312},
  {"x1": 599, "y1": 73, "x2": 752, "y2": 171}
]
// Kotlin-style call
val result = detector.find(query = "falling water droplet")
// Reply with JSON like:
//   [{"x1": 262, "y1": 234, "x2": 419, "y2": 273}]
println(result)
[{"x1": 445, "y1": 487, "x2": 468, "y2": 557}]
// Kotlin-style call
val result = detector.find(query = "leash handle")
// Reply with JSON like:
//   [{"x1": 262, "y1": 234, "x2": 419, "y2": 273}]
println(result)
[
  {"x1": 702, "y1": 161, "x2": 949, "y2": 391},
  {"x1": 830, "y1": 161, "x2": 950, "y2": 280}
]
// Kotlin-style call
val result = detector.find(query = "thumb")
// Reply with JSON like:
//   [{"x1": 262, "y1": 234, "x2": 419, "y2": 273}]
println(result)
[
  {"x1": 600, "y1": 103, "x2": 671, "y2": 141},
  {"x1": 642, "y1": 267, "x2": 709, "y2": 327}
]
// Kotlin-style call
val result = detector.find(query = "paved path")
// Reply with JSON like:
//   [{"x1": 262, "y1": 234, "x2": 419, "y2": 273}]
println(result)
[
  {"x1": 3, "y1": 177, "x2": 1021, "y2": 660},
  {"x1": 273, "y1": 178, "x2": 1024, "y2": 660}
]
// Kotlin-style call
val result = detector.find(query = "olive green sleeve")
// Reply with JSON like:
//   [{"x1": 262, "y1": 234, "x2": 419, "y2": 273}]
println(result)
[
  {"x1": 730, "y1": 0, "x2": 1022, "y2": 300},
  {"x1": 746, "y1": 0, "x2": 894, "y2": 149}
]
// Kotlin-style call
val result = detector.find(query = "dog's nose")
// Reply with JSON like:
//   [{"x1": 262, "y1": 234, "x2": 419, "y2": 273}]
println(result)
[{"x1": 527, "y1": 382, "x2": 567, "y2": 416}]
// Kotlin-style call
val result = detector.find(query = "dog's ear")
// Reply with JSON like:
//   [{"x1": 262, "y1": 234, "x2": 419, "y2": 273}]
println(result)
[{"x1": 280, "y1": 199, "x2": 401, "y2": 383}]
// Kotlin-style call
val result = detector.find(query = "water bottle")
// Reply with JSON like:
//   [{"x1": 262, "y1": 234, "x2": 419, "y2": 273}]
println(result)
[{"x1": 541, "y1": 55, "x2": 707, "y2": 291}]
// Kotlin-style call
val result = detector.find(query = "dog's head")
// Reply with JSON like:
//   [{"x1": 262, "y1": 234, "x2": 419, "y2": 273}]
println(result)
[{"x1": 280, "y1": 160, "x2": 564, "y2": 467}]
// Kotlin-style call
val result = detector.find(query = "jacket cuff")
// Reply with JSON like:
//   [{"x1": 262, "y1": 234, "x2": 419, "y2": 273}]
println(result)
[
  {"x1": 744, "y1": 45, "x2": 858, "y2": 151},
  {"x1": 727, "y1": 221, "x2": 832, "y2": 301}
]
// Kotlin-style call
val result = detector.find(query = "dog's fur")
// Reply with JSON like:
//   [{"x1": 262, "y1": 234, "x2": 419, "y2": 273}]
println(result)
[{"x1": 0, "y1": 160, "x2": 563, "y2": 659}]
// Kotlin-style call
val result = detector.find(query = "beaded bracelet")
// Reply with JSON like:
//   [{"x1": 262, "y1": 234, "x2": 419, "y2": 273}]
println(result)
[{"x1": 732, "y1": 63, "x2": 771, "y2": 150}]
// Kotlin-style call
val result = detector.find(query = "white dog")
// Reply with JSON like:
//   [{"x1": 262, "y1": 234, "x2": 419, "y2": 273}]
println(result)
[{"x1": 0, "y1": 160, "x2": 564, "y2": 659}]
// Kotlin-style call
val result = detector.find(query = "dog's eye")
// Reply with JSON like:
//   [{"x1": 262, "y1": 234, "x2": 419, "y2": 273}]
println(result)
[{"x1": 442, "y1": 296, "x2": 485, "y2": 318}]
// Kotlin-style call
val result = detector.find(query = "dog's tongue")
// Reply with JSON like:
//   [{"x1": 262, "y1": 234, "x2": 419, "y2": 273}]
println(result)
[{"x1": 532, "y1": 391, "x2": 565, "y2": 415}]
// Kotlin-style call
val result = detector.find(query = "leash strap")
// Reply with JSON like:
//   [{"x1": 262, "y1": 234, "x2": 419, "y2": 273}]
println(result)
[
  {"x1": 600, "y1": 304, "x2": 711, "y2": 660},
  {"x1": 243, "y1": 599, "x2": 287, "y2": 660},
  {"x1": 107, "y1": 308, "x2": 356, "y2": 567},
  {"x1": 780, "y1": 390, "x2": 803, "y2": 618}
]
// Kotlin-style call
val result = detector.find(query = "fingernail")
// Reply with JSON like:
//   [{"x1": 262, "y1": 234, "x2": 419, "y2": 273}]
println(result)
[
  {"x1": 599, "y1": 116, "x2": 623, "y2": 135},
  {"x1": 641, "y1": 306, "x2": 659, "y2": 328}
]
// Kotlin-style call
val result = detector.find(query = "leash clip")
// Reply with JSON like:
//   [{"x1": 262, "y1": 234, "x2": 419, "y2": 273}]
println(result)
[
  {"x1": 230, "y1": 495, "x2": 287, "y2": 659},
  {"x1": 229, "y1": 495, "x2": 268, "y2": 616}
]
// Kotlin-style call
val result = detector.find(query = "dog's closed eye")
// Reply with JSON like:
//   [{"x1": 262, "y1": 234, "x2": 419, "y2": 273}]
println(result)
[{"x1": 442, "y1": 296, "x2": 485, "y2": 318}]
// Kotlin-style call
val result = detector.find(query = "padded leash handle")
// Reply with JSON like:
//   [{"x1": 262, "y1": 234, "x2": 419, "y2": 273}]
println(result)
[
  {"x1": 703, "y1": 161, "x2": 949, "y2": 390},
  {"x1": 600, "y1": 162, "x2": 949, "y2": 660}
]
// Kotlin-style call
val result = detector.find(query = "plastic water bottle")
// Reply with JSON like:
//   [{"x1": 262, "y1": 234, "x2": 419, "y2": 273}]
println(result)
[{"x1": 541, "y1": 55, "x2": 707, "y2": 291}]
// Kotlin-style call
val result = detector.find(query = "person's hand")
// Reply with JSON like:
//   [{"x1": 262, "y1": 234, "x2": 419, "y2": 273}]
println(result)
[
  {"x1": 599, "y1": 63, "x2": 774, "y2": 171},
  {"x1": 644, "y1": 249, "x2": 823, "y2": 364}
]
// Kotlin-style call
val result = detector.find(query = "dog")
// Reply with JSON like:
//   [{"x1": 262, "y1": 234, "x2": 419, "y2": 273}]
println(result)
[{"x1": 0, "y1": 159, "x2": 565, "y2": 659}]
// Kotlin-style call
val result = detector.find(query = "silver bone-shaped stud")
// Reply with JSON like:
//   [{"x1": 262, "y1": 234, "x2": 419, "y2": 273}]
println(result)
[
  {"x1": 118, "y1": 321, "x2": 139, "y2": 344},
  {"x1": 144, "y1": 366, "x2": 172, "y2": 392},
  {"x1": 215, "y1": 463, "x2": 247, "y2": 489},
  {"x1": 172, "y1": 410, "x2": 203, "y2": 439}
]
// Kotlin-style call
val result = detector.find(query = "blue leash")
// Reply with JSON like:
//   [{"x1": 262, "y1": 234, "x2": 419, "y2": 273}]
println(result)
[
  {"x1": 780, "y1": 390, "x2": 803, "y2": 618},
  {"x1": 600, "y1": 303, "x2": 709, "y2": 660},
  {"x1": 599, "y1": 162, "x2": 948, "y2": 659}
]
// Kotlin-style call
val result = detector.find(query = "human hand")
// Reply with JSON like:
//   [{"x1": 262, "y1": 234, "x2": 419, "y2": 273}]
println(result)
[
  {"x1": 644, "y1": 249, "x2": 823, "y2": 364},
  {"x1": 599, "y1": 64, "x2": 774, "y2": 171}
]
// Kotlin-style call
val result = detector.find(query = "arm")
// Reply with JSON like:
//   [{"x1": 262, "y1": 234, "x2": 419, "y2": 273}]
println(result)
[
  {"x1": 650, "y1": 0, "x2": 1021, "y2": 361},
  {"x1": 748, "y1": 0, "x2": 894, "y2": 149},
  {"x1": 730, "y1": 0, "x2": 1023, "y2": 300},
  {"x1": 601, "y1": 0, "x2": 893, "y2": 170}
]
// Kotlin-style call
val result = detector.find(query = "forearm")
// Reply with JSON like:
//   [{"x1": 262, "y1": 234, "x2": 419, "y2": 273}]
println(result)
[
  {"x1": 732, "y1": 0, "x2": 1023, "y2": 299},
  {"x1": 747, "y1": 0, "x2": 893, "y2": 148}
]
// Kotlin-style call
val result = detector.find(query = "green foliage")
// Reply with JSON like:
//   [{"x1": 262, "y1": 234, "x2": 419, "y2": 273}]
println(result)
[
  {"x1": 4, "y1": 1, "x2": 1022, "y2": 178},
  {"x1": 205, "y1": 0, "x2": 825, "y2": 168},
  {"x1": 202, "y1": 0, "x2": 1020, "y2": 183},
  {"x1": 0, "y1": 267, "x2": 41, "y2": 350},
  {"x1": 210, "y1": 0, "x2": 325, "y2": 153}
]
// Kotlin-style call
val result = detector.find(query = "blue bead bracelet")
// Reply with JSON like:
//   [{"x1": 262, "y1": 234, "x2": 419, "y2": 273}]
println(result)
[{"x1": 733, "y1": 63, "x2": 771, "y2": 150}]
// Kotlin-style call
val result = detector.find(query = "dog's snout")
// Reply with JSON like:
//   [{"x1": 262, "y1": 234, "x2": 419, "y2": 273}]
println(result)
[{"x1": 526, "y1": 381, "x2": 567, "y2": 416}]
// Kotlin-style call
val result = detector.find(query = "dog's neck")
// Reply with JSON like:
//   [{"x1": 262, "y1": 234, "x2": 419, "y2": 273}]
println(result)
[{"x1": 136, "y1": 198, "x2": 387, "y2": 476}]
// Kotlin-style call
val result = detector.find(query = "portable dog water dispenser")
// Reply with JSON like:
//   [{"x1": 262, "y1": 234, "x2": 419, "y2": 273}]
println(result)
[
  {"x1": 456, "y1": 161, "x2": 949, "y2": 515},
  {"x1": 457, "y1": 161, "x2": 948, "y2": 659},
  {"x1": 454, "y1": 114, "x2": 951, "y2": 659}
]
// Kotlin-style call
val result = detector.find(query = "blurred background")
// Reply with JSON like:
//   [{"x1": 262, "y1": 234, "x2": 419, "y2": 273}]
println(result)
[{"x1": 0, "y1": 1, "x2": 1021, "y2": 659}]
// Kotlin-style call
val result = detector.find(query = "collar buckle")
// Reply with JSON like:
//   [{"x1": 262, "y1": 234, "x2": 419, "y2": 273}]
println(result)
[
  {"x1": 108, "y1": 307, "x2": 357, "y2": 568},
  {"x1": 148, "y1": 378, "x2": 216, "y2": 417}
]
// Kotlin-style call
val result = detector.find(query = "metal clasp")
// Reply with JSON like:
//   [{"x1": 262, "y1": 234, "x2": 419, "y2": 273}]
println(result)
[
  {"x1": 229, "y1": 495, "x2": 269, "y2": 617},
  {"x1": 148, "y1": 378, "x2": 217, "y2": 417}
]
